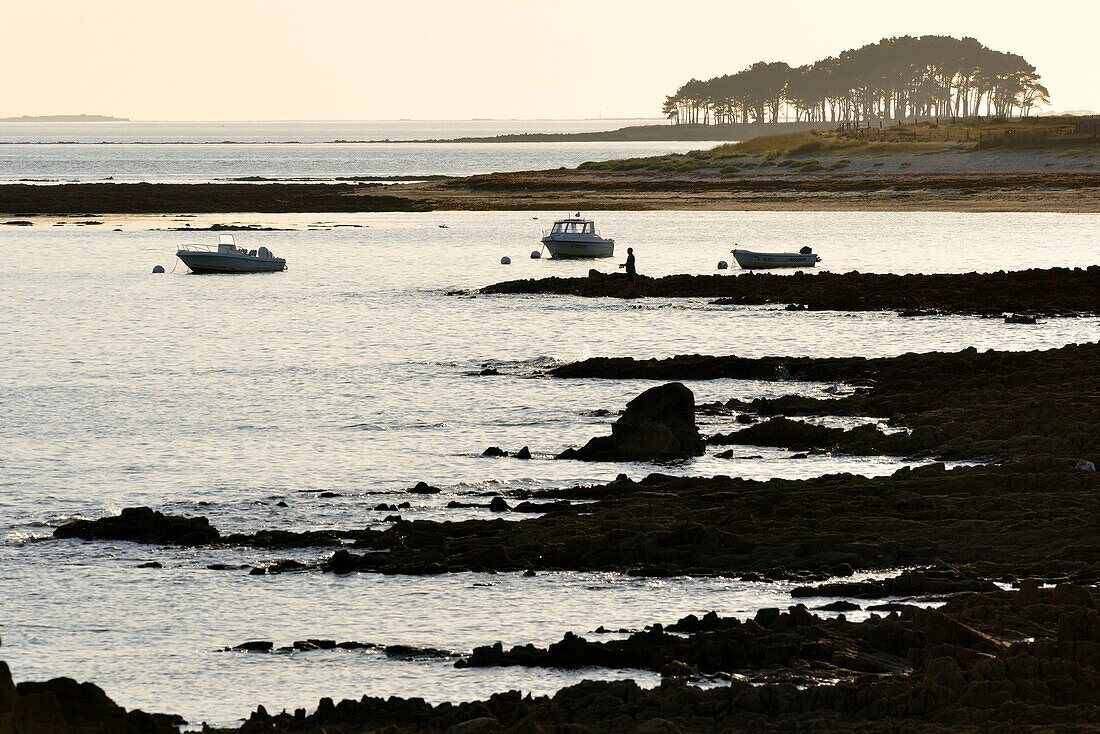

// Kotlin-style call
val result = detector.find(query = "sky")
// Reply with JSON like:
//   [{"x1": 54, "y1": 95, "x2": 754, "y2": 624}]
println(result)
[{"x1": 3, "y1": 0, "x2": 1097, "y2": 121}]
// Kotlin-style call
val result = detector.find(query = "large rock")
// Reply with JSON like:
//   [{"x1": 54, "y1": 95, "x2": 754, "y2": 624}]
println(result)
[
  {"x1": 558, "y1": 383, "x2": 704, "y2": 461},
  {"x1": 0, "y1": 664, "x2": 180, "y2": 733},
  {"x1": 53, "y1": 506, "x2": 220, "y2": 546}
]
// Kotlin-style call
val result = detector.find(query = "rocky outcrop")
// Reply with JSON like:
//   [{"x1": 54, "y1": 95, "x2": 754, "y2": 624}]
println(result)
[
  {"x1": 0, "y1": 657, "x2": 181, "y2": 733},
  {"x1": 556, "y1": 343, "x2": 1100, "y2": 464},
  {"x1": 203, "y1": 584, "x2": 1100, "y2": 733},
  {"x1": 315, "y1": 459, "x2": 1100, "y2": 581},
  {"x1": 51, "y1": 507, "x2": 382, "y2": 549},
  {"x1": 53, "y1": 506, "x2": 220, "y2": 545},
  {"x1": 557, "y1": 383, "x2": 705, "y2": 461},
  {"x1": 482, "y1": 266, "x2": 1100, "y2": 316},
  {"x1": 0, "y1": 183, "x2": 428, "y2": 215}
]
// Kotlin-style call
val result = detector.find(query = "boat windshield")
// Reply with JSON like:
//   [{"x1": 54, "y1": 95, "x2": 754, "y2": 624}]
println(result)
[{"x1": 552, "y1": 221, "x2": 594, "y2": 235}]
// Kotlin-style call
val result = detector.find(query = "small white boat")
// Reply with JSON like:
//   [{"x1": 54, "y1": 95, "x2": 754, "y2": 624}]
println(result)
[
  {"x1": 731, "y1": 247, "x2": 821, "y2": 270},
  {"x1": 176, "y1": 235, "x2": 286, "y2": 274},
  {"x1": 541, "y1": 216, "x2": 615, "y2": 259}
]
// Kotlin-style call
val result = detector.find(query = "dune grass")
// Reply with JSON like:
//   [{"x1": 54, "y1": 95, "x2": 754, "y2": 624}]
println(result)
[{"x1": 579, "y1": 120, "x2": 1100, "y2": 173}]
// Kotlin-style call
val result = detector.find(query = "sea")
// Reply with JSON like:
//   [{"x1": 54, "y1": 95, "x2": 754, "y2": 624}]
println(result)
[
  {"x1": 0, "y1": 119, "x2": 689, "y2": 183},
  {"x1": 1, "y1": 120, "x2": 1098, "y2": 728}
]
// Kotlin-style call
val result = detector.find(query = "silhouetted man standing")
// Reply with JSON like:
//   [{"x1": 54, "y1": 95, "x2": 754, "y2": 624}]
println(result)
[{"x1": 619, "y1": 247, "x2": 636, "y2": 282}]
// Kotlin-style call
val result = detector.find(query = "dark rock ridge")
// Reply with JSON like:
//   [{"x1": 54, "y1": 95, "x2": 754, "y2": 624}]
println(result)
[
  {"x1": 318, "y1": 459, "x2": 1100, "y2": 581},
  {"x1": 557, "y1": 382, "x2": 705, "y2": 461},
  {"x1": 556, "y1": 343, "x2": 1100, "y2": 464},
  {"x1": 480, "y1": 266, "x2": 1100, "y2": 316},
  {"x1": 0, "y1": 656, "x2": 181, "y2": 733},
  {"x1": 53, "y1": 506, "x2": 220, "y2": 546},
  {"x1": 479, "y1": 268, "x2": 1100, "y2": 316},
  {"x1": 53, "y1": 506, "x2": 384, "y2": 549},
  {"x1": 201, "y1": 583, "x2": 1100, "y2": 733},
  {"x1": 0, "y1": 183, "x2": 428, "y2": 215},
  {"x1": 221, "y1": 639, "x2": 458, "y2": 659}
]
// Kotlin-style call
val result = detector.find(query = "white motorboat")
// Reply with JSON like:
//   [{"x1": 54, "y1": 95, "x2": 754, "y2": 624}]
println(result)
[
  {"x1": 176, "y1": 235, "x2": 286, "y2": 273},
  {"x1": 541, "y1": 216, "x2": 615, "y2": 259},
  {"x1": 731, "y1": 247, "x2": 821, "y2": 270}
]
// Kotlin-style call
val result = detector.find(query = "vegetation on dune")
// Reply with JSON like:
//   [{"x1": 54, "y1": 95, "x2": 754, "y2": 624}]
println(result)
[
  {"x1": 664, "y1": 35, "x2": 1049, "y2": 125},
  {"x1": 579, "y1": 118, "x2": 1099, "y2": 173}
]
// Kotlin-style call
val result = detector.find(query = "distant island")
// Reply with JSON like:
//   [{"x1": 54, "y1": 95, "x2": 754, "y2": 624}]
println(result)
[
  {"x1": 0, "y1": 114, "x2": 128, "y2": 122},
  {"x1": 366, "y1": 121, "x2": 826, "y2": 144}
]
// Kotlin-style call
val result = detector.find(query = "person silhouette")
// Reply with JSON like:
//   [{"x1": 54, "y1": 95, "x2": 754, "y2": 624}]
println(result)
[{"x1": 619, "y1": 247, "x2": 636, "y2": 282}]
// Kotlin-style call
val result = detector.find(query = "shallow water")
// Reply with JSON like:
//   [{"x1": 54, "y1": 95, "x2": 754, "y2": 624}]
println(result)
[{"x1": 2, "y1": 209, "x2": 1097, "y2": 725}]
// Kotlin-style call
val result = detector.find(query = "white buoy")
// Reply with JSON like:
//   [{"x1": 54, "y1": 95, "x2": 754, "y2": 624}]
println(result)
[
  {"x1": 500, "y1": 256, "x2": 511, "y2": 265},
  {"x1": 152, "y1": 265, "x2": 165, "y2": 273},
  {"x1": 530, "y1": 250, "x2": 542, "y2": 259},
  {"x1": 717, "y1": 260, "x2": 729, "y2": 270}
]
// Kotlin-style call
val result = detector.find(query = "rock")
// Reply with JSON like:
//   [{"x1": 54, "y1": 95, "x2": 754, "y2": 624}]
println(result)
[
  {"x1": 53, "y1": 506, "x2": 219, "y2": 546},
  {"x1": 637, "y1": 718, "x2": 682, "y2": 734},
  {"x1": 1004, "y1": 313, "x2": 1037, "y2": 324},
  {"x1": 407, "y1": 482, "x2": 442, "y2": 494},
  {"x1": 489, "y1": 497, "x2": 510, "y2": 512},
  {"x1": 319, "y1": 491, "x2": 341, "y2": 498},
  {"x1": 818, "y1": 600, "x2": 861, "y2": 611},
  {"x1": 233, "y1": 640, "x2": 274, "y2": 652},
  {"x1": 326, "y1": 549, "x2": 358, "y2": 575},
  {"x1": 1076, "y1": 459, "x2": 1096, "y2": 471},
  {"x1": 0, "y1": 668, "x2": 182, "y2": 732},
  {"x1": 445, "y1": 717, "x2": 502, "y2": 734},
  {"x1": 478, "y1": 368, "x2": 501, "y2": 376},
  {"x1": 515, "y1": 446, "x2": 532, "y2": 460},
  {"x1": 481, "y1": 446, "x2": 507, "y2": 457},
  {"x1": 557, "y1": 383, "x2": 705, "y2": 461},
  {"x1": 136, "y1": 561, "x2": 163, "y2": 569}
]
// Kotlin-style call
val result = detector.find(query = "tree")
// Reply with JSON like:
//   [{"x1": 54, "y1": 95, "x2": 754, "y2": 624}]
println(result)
[{"x1": 664, "y1": 36, "x2": 1049, "y2": 125}]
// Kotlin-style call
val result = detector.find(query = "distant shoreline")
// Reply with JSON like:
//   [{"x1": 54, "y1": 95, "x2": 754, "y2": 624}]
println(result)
[
  {"x1": 363, "y1": 122, "x2": 826, "y2": 144},
  {"x1": 0, "y1": 114, "x2": 129, "y2": 123}
]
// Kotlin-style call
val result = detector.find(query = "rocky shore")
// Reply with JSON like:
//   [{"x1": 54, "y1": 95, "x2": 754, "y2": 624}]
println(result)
[
  {"x1": 8, "y1": 581, "x2": 1098, "y2": 732},
  {"x1": 27, "y1": 336, "x2": 1100, "y2": 731},
  {"x1": 0, "y1": 183, "x2": 427, "y2": 215},
  {"x1": 52, "y1": 342, "x2": 1100, "y2": 581},
  {"x1": 481, "y1": 266, "x2": 1100, "y2": 316}
]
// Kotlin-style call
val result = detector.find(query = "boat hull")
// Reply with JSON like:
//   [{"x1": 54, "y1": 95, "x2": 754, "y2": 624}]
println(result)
[
  {"x1": 731, "y1": 249, "x2": 820, "y2": 270},
  {"x1": 541, "y1": 237, "x2": 615, "y2": 259},
  {"x1": 176, "y1": 251, "x2": 286, "y2": 274}
]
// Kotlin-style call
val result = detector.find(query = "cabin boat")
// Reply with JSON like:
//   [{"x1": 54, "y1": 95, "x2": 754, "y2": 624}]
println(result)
[
  {"x1": 176, "y1": 235, "x2": 286, "y2": 273},
  {"x1": 541, "y1": 217, "x2": 615, "y2": 259},
  {"x1": 731, "y1": 247, "x2": 821, "y2": 270}
]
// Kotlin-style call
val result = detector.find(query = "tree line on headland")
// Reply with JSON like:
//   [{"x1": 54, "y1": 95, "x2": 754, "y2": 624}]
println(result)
[{"x1": 663, "y1": 36, "x2": 1049, "y2": 125}]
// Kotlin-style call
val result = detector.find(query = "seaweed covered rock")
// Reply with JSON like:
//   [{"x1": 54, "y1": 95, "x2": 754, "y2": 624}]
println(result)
[{"x1": 558, "y1": 383, "x2": 704, "y2": 461}]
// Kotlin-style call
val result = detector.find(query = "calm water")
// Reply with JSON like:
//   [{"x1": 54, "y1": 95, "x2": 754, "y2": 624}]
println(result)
[
  {"x1": 2, "y1": 209, "x2": 1098, "y2": 726},
  {"x1": 0, "y1": 119, "x2": 692, "y2": 183}
]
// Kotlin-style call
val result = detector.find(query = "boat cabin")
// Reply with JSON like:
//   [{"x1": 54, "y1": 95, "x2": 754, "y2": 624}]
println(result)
[
  {"x1": 550, "y1": 219, "x2": 596, "y2": 235},
  {"x1": 217, "y1": 234, "x2": 241, "y2": 253}
]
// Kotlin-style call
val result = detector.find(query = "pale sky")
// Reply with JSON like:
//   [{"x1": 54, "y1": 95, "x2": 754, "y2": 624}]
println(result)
[{"x1": 4, "y1": 0, "x2": 1097, "y2": 120}]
